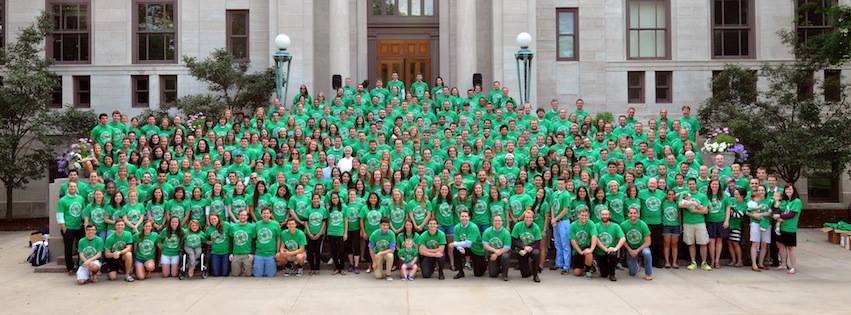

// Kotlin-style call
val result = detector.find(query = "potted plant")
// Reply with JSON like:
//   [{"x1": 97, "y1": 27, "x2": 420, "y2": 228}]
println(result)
[
  {"x1": 701, "y1": 128, "x2": 748, "y2": 165},
  {"x1": 56, "y1": 138, "x2": 95, "y2": 178}
]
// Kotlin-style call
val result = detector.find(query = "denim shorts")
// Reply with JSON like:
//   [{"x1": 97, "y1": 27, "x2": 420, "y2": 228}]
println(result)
[
  {"x1": 160, "y1": 255, "x2": 179, "y2": 265},
  {"x1": 662, "y1": 225, "x2": 681, "y2": 236},
  {"x1": 438, "y1": 224, "x2": 455, "y2": 236}
]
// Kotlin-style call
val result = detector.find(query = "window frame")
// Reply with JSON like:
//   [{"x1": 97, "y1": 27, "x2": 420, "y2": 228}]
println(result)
[
  {"x1": 50, "y1": 76, "x2": 63, "y2": 108},
  {"x1": 72, "y1": 75, "x2": 90, "y2": 108},
  {"x1": 710, "y1": 0, "x2": 755, "y2": 59},
  {"x1": 132, "y1": 0, "x2": 179, "y2": 64},
  {"x1": 824, "y1": 69, "x2": 841, "y2": 103},
  {"x1": 627, "y1": 71, "x2": 646, "y2": 104},
  {"x1": 226, "y1": 10, "x2": 249, "y2": 62},
  {"x1": 807, "y1": 164, "x2": 841, "y2": 203},
  {"x1": 626, "y1": 0, "x2": 671, "y2": 60},
  {"x1": 159, "y1": 75, "x2": 178, "y2": 107},
  {"x1": 556, "y1": 8, "x2": 579, "y2": 61},
  {"x1": 131, "y1": 75, "x2": 150, "y2": 108},
  {"x1": 795, "y1": 0, "x2": 837, "y2": 44},
  {"x1": 45, "y1": 0, "x2": 92, "y2": 64},
  {"x1": 655, "y1": 71, "x2": 673, "y2": 103}
]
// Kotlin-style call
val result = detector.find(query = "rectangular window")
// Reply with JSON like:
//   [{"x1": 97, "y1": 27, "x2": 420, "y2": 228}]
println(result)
[
  {"x1": 711, "y1": 0, "x2": 753, "y2": 58},
  {"x1": 808, "y1": 163, "x2": 840, "y2": 203},
  {"x1": 628, "y1": 71, "x2": 645, "y2": 103},
  {"x1": 134, "y1": 1, "x2": 177, "y2": 63},
  {"x1": 655, "y1": 71, "x2": 672, "y2": 103},
  {"x1": 132, "y1": 75, "x2": 149, "y2": 108},
  {"x1": 160, "y1": 75, "x2": 177, "y2": 106},
  {"x1": 47, "y1": 0, "x2": 91, "y2": 63},
  {"x1": 370, "y1": 0, "x2": 435, "y2": 16},
  {"x1": 556, "y1": 8, "x2": 579, "y2": 61},
  {"x1": 796, "y1": 0, "x2": 836, "y2": 44},
  {"x1": 797, "y1": 71, "x2": 814, "y2": 100},
  {"x1": 50, "y1": 76, "x2": 63, "y2": 108},
  {"x1": 824, "y1": 69, "x2": 841, "y2": 102},
  {"x1": 627, "y1": 0, "x2": 670, "y2": 59},
  {"x1": 226, "y1": 10, "x2": 249, "y2": 61},
  {"x1": 73, "y1": 75, "x2": 90, "y2": 108}
]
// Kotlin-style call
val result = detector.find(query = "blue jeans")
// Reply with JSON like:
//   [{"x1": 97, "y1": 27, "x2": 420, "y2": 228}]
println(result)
[
  {"x1": 210, "y1": 254, "x2": 230, "y2": 277},
  {"x1": 477, "y1": 223, "x2": 491, "y2": 235},
  {"x1": 627, "y1": 247, "x2": 653, "y2": 276},
  {"x1": 253, "y1": 255, "x2": 276, "y2": 277},
  {"x1": 553, "y1": 219, "x2": 571, "y2": 269}
]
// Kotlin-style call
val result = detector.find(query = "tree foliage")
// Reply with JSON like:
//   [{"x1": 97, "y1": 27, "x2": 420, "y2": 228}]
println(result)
[
  {"x1": 700, "y1": 4, "x2": 851, "y2": 184},
  {"x1": 0, "y1": 14, "x2": 57, "y2": 220},
  {"x1": 168, "y1": 49, "x2": 275, "y2": 117}
]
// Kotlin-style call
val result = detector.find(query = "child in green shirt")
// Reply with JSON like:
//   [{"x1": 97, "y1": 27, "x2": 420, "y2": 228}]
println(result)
[{"x1": 398, "y1": 238, "x2": 419, "y2": 281}]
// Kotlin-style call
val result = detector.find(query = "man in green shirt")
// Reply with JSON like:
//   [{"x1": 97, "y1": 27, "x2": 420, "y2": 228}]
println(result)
[
  {"x1": 450, "y1": 211, "x2": 485, "y2": 278},
  {"x1": 639, "y1": 178, "x2": 666, "y2": 268},
  {"x1": 368, "y1": 218, "x2": 396, "y2": 280},
  {"x1": 594, "y1": 209, "x2": 625, "y2": 281},
  {"x1": 104, "y1": 221, "x2": 134, "y2": 282},
  {"x1": 417, "y1": 218, "x2": 447, "y2": 280},
  {"x1": 620, "y1": 207, "x2": 653, "y2": 280},
  {"x1": 569, "y1": 208, "x2": 598, "y2": 278},
  {"x1": 229, "y1": 210, "x2": 256, "y2": 277},
  {"x1": 76, "y1": 224, "x2": 104, "y2": 284},
  {"x1": 58, "y1": 181, "x2": 86, "y2": 273},
  {"x1": 512, "y1": 210, "x2": 542, "y2": 282},
  {"x1": 253, "y1": 208, "x2": 280, "y2": 277},
  {"x1": 679, "y1": 178, "x2": 711, "y2": 271},
  {"x1": 277, "y1": 219, "x2": 307, "y2": 277},
  {"x1": 482, "y1": 215, "x2": 512, "y2": 281}
]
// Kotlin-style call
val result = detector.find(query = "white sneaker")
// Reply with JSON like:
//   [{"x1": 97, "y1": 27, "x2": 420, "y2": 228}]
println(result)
[{"x1": 386, "y1": 276, "x2": 393, "y2": 281}]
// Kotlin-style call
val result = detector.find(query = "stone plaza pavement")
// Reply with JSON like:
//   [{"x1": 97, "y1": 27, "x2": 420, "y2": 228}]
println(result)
[{"x1": 0, "y1": 229, "x2": 848, "y2": 315}]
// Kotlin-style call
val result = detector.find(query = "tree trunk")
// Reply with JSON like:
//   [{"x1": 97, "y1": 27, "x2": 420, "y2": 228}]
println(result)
[{"x1": 5, "y1": 185, "x2": 13, "y2": 221}]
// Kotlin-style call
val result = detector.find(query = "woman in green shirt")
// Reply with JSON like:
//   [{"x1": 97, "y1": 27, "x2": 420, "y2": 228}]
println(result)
[
  {"x1": 182, "y1": 220, "x2": 206, "y2": 278},
  {"x1": 133, "y1": 220, "x2": 158, "y2": 281},
  {"x1": 326, "y1": 193, "x2": 348, "y2": 275},
  {"x1": 726, "y1": 188, "x2": 747, "y2": 268},
  {"x1": 167, "y1": 187, "x2": 190, "y2": 227},
  {"x1": 774, "y1": 184, "x2": 802, "y2": 274},
  {"x1": 189, "y1": 187, "x2": 209, "y2": 227},
  {"x1": 661, "y1": 189, "x2": 681, "y2": 269},
  {"x1": 486, "y1": 186, "x2": 506, "y2": 233},
  {"x1": 147, "y1": 188, "x2": 167, "y2": 231},
  {"x1": 83, "y1": 190, "x2": 108, "y2": 240},
  {"x1": 158, "y1": 216, "x2": 182, "y2": 278},
  {"x1": 206, "y1": 214, "x2": 230, "y2": 277},
  {"x1": 305, "y1": 193, "x2": 327, "y2": 275}
]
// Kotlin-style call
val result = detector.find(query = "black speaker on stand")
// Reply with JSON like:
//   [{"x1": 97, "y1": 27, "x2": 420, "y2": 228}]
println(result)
[
  {"x1": 472, "y1": 73, "x2": 483, "y2": 89},
  {"x1": 332, "y1": 74, "x2": 342, "y2": 91}
]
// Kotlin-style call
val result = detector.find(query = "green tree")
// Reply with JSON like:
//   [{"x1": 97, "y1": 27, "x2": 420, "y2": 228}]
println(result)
[
  {"x1": 700, "y1": 5, "x2": 851, "y2": 184},
  {"x1": 169, "y1": 49, "x2": 275, "y2": 117},
  {"x1": 0, "y1": 14, "x2": 57, "y2": 220}
]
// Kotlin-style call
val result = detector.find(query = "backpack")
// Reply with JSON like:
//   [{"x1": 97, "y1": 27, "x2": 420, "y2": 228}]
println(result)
[{"x1": 27, "y1": 240, "x2": 49, "y2": 267}]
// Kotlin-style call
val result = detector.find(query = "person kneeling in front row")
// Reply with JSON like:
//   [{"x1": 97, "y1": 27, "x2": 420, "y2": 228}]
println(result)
[
  {"x1": 482, "y1": 215, "x2": 512, "y2": 281},
  {"x1": 512, "y1": 210, "x2": 542, "y2": 283}
]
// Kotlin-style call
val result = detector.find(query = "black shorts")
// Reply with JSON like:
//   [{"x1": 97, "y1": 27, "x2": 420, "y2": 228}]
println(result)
[
  {"x1": 104, "y1": 257, "x2": 125, "y2": 273},
  {"x1": 570, "y1": 252, "x2": 590, "y2": 269},
  {"x1": 706, "y1": 222, "x2": 729, "y2": 239},
  {"x1": 778, "y1": 231, "x2": 797, "y2": 247}
]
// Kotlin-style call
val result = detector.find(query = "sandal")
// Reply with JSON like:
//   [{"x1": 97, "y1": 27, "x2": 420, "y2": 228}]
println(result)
[
  {"x1": 125, "y1": 275, "x2": 136, "y2": 282},
  {"x1": 672, "y1": 265, "x2": 680, "y2": 269},
  {"x1": 664, "y1": 264, "x2": 671, "y2": 269},
  {"x1": 787, "y1": 268, "x2": 796, "y2": 275},
  {"x1": 751, "y1": 266, "x2": 762, "y2": 272}
]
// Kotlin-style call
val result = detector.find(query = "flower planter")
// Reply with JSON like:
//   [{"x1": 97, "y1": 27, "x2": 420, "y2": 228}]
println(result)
[{"x1": 701, "y1": 151, "x2": 736, "y2": 166}]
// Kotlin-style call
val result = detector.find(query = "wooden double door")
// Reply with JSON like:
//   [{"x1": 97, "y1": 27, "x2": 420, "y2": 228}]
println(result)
[{"x1": 376, "y1": 39, "x2": 431, "y2": 86}]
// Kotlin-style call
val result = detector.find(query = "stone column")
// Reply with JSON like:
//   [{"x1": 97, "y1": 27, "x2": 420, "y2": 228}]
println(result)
[
  {"x1": 455, "y1": 0, "x2": 477, "y2": 91},
  {"x1": 330, "y1": 0, "x2": 351, "y2": 79}
]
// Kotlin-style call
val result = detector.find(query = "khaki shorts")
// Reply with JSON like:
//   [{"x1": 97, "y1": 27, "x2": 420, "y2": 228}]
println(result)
[{"x1": 683, "y1": 223, "x2": 709, "y2": 245}]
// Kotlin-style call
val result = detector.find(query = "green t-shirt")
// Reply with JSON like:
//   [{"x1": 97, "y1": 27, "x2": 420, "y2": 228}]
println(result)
[
  {"x1": 369, "y1": 229, "x2": 397, "y2": 254},
  {"x1": 680, "y1": 192, "x2": 708, "y2": 224},
  {"x1": 83, "y1": 204, "x2": 107, "y2": 232},
  {"x1": 58, "y1": 194, "x2": 85, "y2": 230},
  {"x1": 189, "y1": 199, "x2": 208, "y2": 226},
  {"x1": 398, "y1": 246, "x2": 419, "y2": 263},
  {"x1": 661, "y1": 199, "x2": 681, "y2": 227},
  {"x1": 305, "y1": 206, "x2": 328, "y2": 235},
  {"x1": 158, "y1": 230, "x2": 182, "y2": 256},
  {"x1": 253, "y1": 220, "x2": 280, "y2": 256},
  {"x1": 123, "y1": 202, "x2": 146, "y2": 227},
  {"x1": 595, "y1": 222, "x2": 624, "y2": 255},
  {"x1": 728, "y1": 199, "x2": 747, "y2": 230},
  {"x1": 345, "y1": 201, "x2": 363, "y2": 232},
  {"x1": 407, "y1": 200, "x2": 432, "y2": 227},
  {"x1": 620, "y1": 219, "x2": 650, "y2": 250},
  {"x1": 206, "y1": 224, "x2": 231, "y2": 255},
  {"x1": 147, "y1": 201, "x2": 167, "y2": 226},
  {"x1": 361, "y1": 206, "x2": 386, "y2": 237},
  {"x1": 166, "y1": 199, "x2": 190, "y2": 223},
  {"x1": 638, "y1": 189, "x2": 665, "y2": 225},
  {"x1": 388, "y1": 204, "x2": 407, "y2": 231},
  {"x1": 606, "y1": 193, "x2": 626, "y2": 223},
  {"x1": 511, "y1": 222, "x2": 542, "y2": 249},
  {"x1": 569, "y1": 220, "x2": 597, "y2": 254},
  {"x1": 416, "y1": 230, "x2": 447, "y2": 249},
  {"x1": 705, "y1": 195, "x2": 728, "y2": 223},
  {"x1": 481, "y1": 226, "x2": 511, "y2": 252},
  {"x1": 183, "y1": 229, "x2": 206, "y2": 249},
  {"x1": 77, "y1": 236, "x2": 104, "y2": 261},
  {"x1": 106, "y1": 230, "x2": 133, "y2": 253},
  {"x1": 433, "y1": 199, "x2": 455, "y2": 226},
  {"x1": 270, "y1": 196, "x2": 290, "y2": 222},
  {"x1": 281, "y1": 228, "x2": 307, "y2": 251},
  {"x1": 508, "y1": 194, "x2": 534, "y2": 220},
  {"x1": 229, "y1": 222, "x2": 256, "y2": 255},
  {"x1": 780, "y1": 199, "x2": 802, "y2": 233},
  {"x1": 288, "y1": 194, "x2": 310, "y2": 220},
  {"x1": 134, "y1": 231, "x2": 159, "y2": 261},
  {"x1": 454, "y1": 222, "x2": 484, "y2": 256},
  {"x1": 327, "y1": 209, "x2": 347, "y2": 237}
]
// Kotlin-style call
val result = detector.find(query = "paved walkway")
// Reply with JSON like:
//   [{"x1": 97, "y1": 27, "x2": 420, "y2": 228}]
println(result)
[{"x1": 1, "y1": 229, "x2": 848, "y2": 314}]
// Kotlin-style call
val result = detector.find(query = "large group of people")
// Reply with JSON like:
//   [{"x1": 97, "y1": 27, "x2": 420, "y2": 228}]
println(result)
[{"x1": 56, "y1": 73, "x2": 803, "y2": 286}]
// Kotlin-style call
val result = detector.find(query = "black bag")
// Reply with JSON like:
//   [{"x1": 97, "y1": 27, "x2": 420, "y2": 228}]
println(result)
[{"x1": 27, "y1": 241, "x2": 49, "y2": 267}]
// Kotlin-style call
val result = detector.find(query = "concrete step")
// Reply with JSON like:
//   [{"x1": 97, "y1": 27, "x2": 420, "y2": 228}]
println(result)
[{"x1": 34, "y1": 264, "x2": 67, "y2": 273}]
